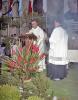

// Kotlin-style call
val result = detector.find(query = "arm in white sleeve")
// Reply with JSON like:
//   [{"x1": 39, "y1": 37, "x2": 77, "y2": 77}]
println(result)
[{"x1": 49, "y1": 28, "x2": 61, "y2": 49}]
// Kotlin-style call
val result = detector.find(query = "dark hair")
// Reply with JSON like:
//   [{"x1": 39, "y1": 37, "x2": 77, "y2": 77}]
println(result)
[
  {"x1": 31, "y1": 18, "x2": 38, "y2": 23},
  {"x1": 1, "y1": 42, "x2": 6, "y2": 47},
  {"x1": 54, "y1": 16, "x2": 62, "y2": 24}
]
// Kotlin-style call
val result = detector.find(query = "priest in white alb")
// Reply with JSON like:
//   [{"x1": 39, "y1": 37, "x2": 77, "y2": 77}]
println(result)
[{"x1": 27, "y1": 19, "x2": 46, "y2": 71}]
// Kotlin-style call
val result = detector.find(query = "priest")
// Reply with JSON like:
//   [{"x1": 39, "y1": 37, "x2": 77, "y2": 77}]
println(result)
[{"x1": 27, "y1": 19, "x2": 47, "y2": 71}]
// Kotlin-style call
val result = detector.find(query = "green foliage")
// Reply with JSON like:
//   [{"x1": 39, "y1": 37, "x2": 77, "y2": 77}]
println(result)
[
  {"x1": 0, "y1": 71, "x2": 19, "y2": 86},
  {"x1": 0, "y1": 84, "x2": 21, "y2": 100},
  {"x1": 27, "y1": 96, "x2": 43, "y2": 100},
  {"x1": 22, "y1": 82, "x2": 38, "y2": 99},
  {"x1": 23, "y1": 73, "x2": 53, "y2": 100},
  {"x1": 2, "y1": 42, "x2": 46, "y2": 95},
  {"x1": 3, "y1": 37, "x2": 11, "y2": 48},
  {"x1": 32, "y1": 73, "x2": 53, "y2": 99},
  {"x1": 0, "y1": 73, "x2": 9, "y2": 85}
]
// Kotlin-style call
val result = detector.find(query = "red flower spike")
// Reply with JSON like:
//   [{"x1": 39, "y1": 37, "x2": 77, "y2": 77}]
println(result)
[
  {"x1": 7, "y1": 61, "x2": 20, "y2": 72},
  {"x1": 31, "y1": 44, "x2": 39, "y2": 53},
  {"x1": 18, "y1": 47, "x2": 23, "y2": 52},
  {"x1": 24, "y1": 60, "x2": 27, "y2": 64},
  {"x1": 30, "y1": 57, "x2": 37, "y2": 64},
  {"x1": 17, "y1": 55, "x2": 23, "y2": 64},
  {"x1": 40, "y1": 53, "x2": 46, "y2": 59},
  {"x1": 8, "y1": 61, "x2": 17, "y2": 68}
]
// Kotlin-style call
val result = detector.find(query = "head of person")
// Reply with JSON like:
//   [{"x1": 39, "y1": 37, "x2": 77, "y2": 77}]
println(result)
[
  {"x1": 68, "y1": 0, "x2": 77, "y2": 13},
  {"x1": 53, "y1": 17, "x2": 62, "y2": 27},
  {"x1": 31, "y1": 19, "x2": 38, "y2": 29}
]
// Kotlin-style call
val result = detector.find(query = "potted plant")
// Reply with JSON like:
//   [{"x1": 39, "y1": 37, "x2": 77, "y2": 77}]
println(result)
[{"x1": 2, "y1": 40, "x2": 46, "y2": 94}]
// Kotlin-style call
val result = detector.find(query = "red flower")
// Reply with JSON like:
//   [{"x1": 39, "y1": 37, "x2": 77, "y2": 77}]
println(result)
[
  {"x1": 17, "y1": 55, "x2": 23, "y2": 64},
  {"x1": 40, "y1": 53, "x2": 46, "y2": 59},
  {"x1": 24, "y1": 60, "x2": 27, "y2": 64},
  {"x1": 7, "y1": 61, "x2": 17, "y2": 68},
  {"x1": 7, "y1": 60, "x2": 20, "y2": 72},
  {"x1": 31, "y1": 44, "x2": 39, "y2": 53},
  {"x1": 18, "y1": 47, "x2": 23, "y2": 52},
  {"x1": 27, "y1": 67, "x2": 38, "y2": 72},
  {"x1": 30, "y1": 57, "x2": 37, "y2": 64}
]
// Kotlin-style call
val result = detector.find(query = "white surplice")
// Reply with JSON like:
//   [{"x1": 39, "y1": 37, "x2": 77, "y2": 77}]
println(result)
[
  {"x1": 49, "y1": 26, "x2": 68, "y2": 65},
  {"x1": 29, "y1": 26, "x2": 46, "y2": 71}
]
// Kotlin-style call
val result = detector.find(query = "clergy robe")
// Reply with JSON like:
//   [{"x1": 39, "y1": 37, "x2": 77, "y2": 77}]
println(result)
[
  {"x1": 29, "y1": 26, "x2": 46, "y2": 71},
  {"x1": 48, "y1": 26, "x2": 69, "y2": 79}
]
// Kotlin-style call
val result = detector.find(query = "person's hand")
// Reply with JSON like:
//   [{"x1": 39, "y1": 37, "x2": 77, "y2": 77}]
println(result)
[{"x1": 25, "y1": 32, "x2": 30, "y2": 34}]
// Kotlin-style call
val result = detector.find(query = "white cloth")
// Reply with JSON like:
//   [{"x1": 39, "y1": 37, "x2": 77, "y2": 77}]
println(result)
[
  {"x1": 43, "y1": 0, "x2": 47, "y2": 13},
  {"x1": 11, "y1": 45, "x2": 18, "y2": 54},
  {"x1": 49, "y1": 26, "x2": 68, "y2": 65},
  {"x1": 11, "y1": 44, "x2": 18, "y2": 60},
  {"x1": 29, "y1": 26, "x2": 46, "y2": 70},
  {"x1": 29, "y1": 26, "x2": 45, "y2": 53}
]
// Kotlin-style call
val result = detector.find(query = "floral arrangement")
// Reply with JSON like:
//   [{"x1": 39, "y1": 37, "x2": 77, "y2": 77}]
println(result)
[{"x1": 3, "y1": 40, "x2": 46, "y2": 80}]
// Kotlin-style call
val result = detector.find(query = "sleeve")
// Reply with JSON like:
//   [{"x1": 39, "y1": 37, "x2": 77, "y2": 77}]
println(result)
[
  {"x1": 29, "y1": 29, "x2": 33, "y2": 34},
  {"x1": 49, "y1": 28, "x2": 61, "y2": 49},
  {"x1": 49, "y1": 29, "x2": 61, "y2": 44}
]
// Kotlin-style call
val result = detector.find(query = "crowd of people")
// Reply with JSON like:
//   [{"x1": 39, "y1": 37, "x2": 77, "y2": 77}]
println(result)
[{"x1": 0, "y1": 18, "x2": 69, "y2": 80}]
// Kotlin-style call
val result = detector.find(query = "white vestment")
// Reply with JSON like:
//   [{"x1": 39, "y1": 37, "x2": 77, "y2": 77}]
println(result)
[
  {"x1": 29, "y1": 26, "x2": 46, "y2": 70},
  {"x1": 49, "y1": 26, "x2": 68, "y2": 65}
]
